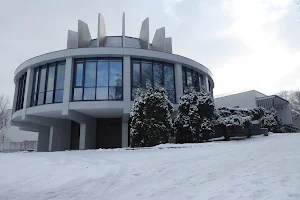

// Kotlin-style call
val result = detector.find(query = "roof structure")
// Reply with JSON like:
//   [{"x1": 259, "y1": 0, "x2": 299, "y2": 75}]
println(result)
[{"x1": 67, "y1": 13, "x2": 172, "y2": 53}]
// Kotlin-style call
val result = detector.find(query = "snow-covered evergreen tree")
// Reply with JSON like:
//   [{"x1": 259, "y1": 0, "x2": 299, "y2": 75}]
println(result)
[
  {"x1": 174, "y1": 87, "x2": 214, "y2": 143},
  {"x1": 130, "y1": 84, "x2": 173, "y2": 147},
  {"x1": 261, "y1": 108, "x2": 280, "y2": 132}
]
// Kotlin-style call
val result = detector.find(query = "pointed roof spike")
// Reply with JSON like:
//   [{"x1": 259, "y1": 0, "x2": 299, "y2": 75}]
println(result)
[
  {"x1": 97, "y1": 13, "x2": 106, "y2": 47},
  {"x1": 152, "y1": 27, "x2": 166, "y2": 52},
  {"x1": 122, "y1": 12, "x2": 125, "y2": 47},
  {"x1": 78, "y1": 20, "x2": 92, "y2": 48},
  {"x1": 67, "y1": 30, "x2": 78, "y2": 49},
  {"x1": 139, "y1": 17, "x2": 149, "y2": 49}
]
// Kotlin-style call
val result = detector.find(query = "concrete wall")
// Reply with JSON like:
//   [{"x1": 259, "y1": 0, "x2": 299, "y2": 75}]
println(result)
[
  {"x1": 276, "y1": 104, "x2": 293, "y2": 125},
  {"x1": 214, "y1": 90, "x2": 258, "y2": 109}
]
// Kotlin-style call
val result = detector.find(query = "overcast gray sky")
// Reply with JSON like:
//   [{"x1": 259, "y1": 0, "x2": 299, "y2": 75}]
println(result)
[{"x1": 1, "y1": 0, "x2": 300, "y2": 103}]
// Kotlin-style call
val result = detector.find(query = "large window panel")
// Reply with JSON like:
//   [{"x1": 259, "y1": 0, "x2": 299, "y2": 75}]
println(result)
[
  {"x1": 75, "y1": 63, "x2": 83, "y2": 87},
  {"x1": 97, "y1": 60, "x2": 109, "y2": 86},
  {"x1": 131, "y1": 59, "x2": 175, "y2": 103},
  {"x1": 31, "y1": 61, "x2": 66, "y2": 106},
  {"x1": 141, "y1": 62, "x2": 152, "y2": 87},
  {"x1": 154, "y1": 63, "x2": 163, "y2": 86},
  {"x1": 15, "y1": 73, "x2": 27, "y2": 111},
  {"x1": 182, "y1": 66, "x2": 207, "y2": 92},
  {"x1": 132, "y1": 62, "x2": 140, "y2": 87},
  {"x1": 109, "y1": 61, "x2": 122, "y2": 87},
  {"x1": 84, "y1": 61, "x2": 96, "y2": 87},
  {"x1": 72, "y1": 58, "x2": 123, "y2": 101}
]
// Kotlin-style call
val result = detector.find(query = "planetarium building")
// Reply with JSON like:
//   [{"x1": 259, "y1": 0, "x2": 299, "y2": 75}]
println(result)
[{"x1": 11, "y1": 13, "x2": 214, "y2": 151}]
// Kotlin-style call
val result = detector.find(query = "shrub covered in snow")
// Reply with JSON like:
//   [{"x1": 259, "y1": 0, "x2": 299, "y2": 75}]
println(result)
[
  {"x1": 174, "y1": 87, "x2": 215, "y2": 143},
  {"x1": 214, "y1": 107, "x2": 265, "y2": 139},
  {"x1": 130, "y1": 84, "x2": 173, "y2": 147},
  {"x1": 261, "y1": 108, "x2": 281, "y2": 132}
]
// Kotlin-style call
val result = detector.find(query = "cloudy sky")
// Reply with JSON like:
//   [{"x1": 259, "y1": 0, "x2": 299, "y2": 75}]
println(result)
[{"x1": 1, "y1": 0, "x2": 300, "y2": 103}]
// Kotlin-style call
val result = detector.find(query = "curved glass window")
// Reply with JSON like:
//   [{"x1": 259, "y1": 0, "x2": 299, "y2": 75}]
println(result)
[
  {"x1": 182, "y1": 66, "x2": 204, "y2": 92},
  {"x1": 31, "y1": 61, "x2": 66, "y2": 106},
  {"x1": 131, "y1": 59, "x2": 176, "y2": 103},
  {"x1": 73, "y1": 58, "x2": 123, "y2": 101},
  {"x1": 15, "y1": 73, "x2": 27, "y2": 111}
]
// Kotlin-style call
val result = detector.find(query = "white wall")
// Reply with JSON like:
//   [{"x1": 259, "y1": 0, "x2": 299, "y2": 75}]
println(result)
[
  {"x1": 276, "y1": 104, "x2": 293, "y2": 125},
  {"x1": 214, "y1": 90, "x2": 259, "y2": 109}
]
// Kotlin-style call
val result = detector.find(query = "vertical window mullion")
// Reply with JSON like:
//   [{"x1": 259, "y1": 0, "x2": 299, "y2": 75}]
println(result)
[
  {"x1": 53, "y1": 62, "x2": 58, "y2": 103},
  {"x1": 82, "y1": 59, "x2": 86, "y2": 101},
  {"x1": 95, "y1": 59, "x2": 98, "y2": 100},
  {"x1": 108, "y1": 59, "x2": 110, "y2": 100},
  {"x1": 35, "y1": 67, "x2": 41, "y2": 106}
]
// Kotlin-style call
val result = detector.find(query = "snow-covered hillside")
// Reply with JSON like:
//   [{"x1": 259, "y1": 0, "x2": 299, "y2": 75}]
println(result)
[{"x1": 0, "y1": 133, "x2": 300, "y2": 200}]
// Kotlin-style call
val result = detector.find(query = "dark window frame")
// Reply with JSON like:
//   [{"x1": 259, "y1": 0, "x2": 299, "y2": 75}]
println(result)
[
  {"x1": 30, "y1": 61, "x2": 66, "y2": 107},
  {"x1": 72, "y1": 57, "x2": 124, "y2": 102},
  {"x1": 182, "y1": 66, "x2": 205, "y2": 92},
  {"x1": 130, "y1": 58, "x2": 176, "y2": 103},
  {"x1": 15, "y1": 72, "x2": 27, "y2": 111}
]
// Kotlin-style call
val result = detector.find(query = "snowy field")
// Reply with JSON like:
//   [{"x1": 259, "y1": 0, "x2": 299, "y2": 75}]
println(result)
[{"x1": 0, "y1": 133, "x2": 300, "y2": 200}]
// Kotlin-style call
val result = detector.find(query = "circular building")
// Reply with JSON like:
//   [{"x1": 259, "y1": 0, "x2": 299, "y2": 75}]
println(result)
[{"x1": 11, "y1": 13, "x2": 214, "y2": 151}]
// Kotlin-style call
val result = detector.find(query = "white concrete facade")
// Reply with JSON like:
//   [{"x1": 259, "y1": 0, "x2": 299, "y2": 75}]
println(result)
[{"x1": 11, "y1": 14, "x2": 214, "y2": 152}]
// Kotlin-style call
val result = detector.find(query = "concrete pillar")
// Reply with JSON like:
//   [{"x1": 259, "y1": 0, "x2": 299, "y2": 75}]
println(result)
[
  {"x1": 48, "y1": 120, "x2": 71, "y2": 151},
  {"x1": 79, "y1": 119, "x2": 97, "y2": 150},
  {"x1": 37, "y1": 126, "x2": 50, "y2": 152},
  {"x1": 204, "y1": 75, "x2": 209, "y2": 93},
  {"x1": 174, "y1": 63, "x2": 183, "y2": 103},
  {"x1": 122, "y1": 122, "x2": 128, "y2": 147},
  {"x1": 62, "y1": 57, "x2": 73, "y2": 115},
  {"x1": 123, "y1": 56, "x2": 131, "y2": 116},
  {"x1": 22, "y1": 68, "x2": 34, "y2": 119}
]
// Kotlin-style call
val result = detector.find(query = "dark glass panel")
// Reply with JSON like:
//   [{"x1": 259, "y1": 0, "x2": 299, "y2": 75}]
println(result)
[
  {"x1": 97, "y1": 60, "x2": 109, "y2": 86},
  {"x1": 109, "y1": 87, "x2": 122, "y2": 100},
  {"x1": 132, "y1": 63, "x2": 140, "y2": 87},
  {"x1": 45, "y1": 91, "x2": 53, "y2": 104},
  {"x1": 73, "y1": 88, "x2": 83, "y2": 101},
  {"x1": 109, "y1": 61, "x2": 122, "y2": 87},
  {"x1": 75, "y1": 63, "x2": 83, "y2": 87},
  {"x1": 37, "y1": 93, "x2": 44, "y2": 105},
  {"x1": 56, "y1": 64, "x2": 65, "y2": 90},
  {"x1": 33, "y1": 68, "x2": 39, "y2": 93},
  {"x1": 186, "y1": 69, "x2": 192, "y2": 87},
  {"x1": 166, "y1": 89, "x2": 175, "y2": 103},
  {"x1": 131, "y1": 87, "x2": 138, "y2": 100},
  {"x1": 192, "y1": 71, "x2": 199, "y2": 89},
  {"x1": 54, "y1": 90, "x2": 64, "y2": 103},
  {"x1": 96, "y1": 87, "x2": 108, "y2": 100},
  {"x1": 153, "y1": 63, "x2": 163, "y2": 86},
  {"x1": 182, "y1": 67, "x2": 186, "y2": 88},
  {"x1": 164, "y1": 65, "x2": 175, "y2": 90},
  {"x1": 47, "y1": 65, "x2": 55, "y2": 91},
  {"x1": 84, "y1": 61, "x2": 96, "y2": 87},
  {"x1": 39, "y1": 66, "x2": 47, "y2": 93},
  {"x1": 141, "y1": 62, "x2": 152, "y2": 87},
  {"x1": 83, "y1": 88, "x2": 95, "y2": 100}
]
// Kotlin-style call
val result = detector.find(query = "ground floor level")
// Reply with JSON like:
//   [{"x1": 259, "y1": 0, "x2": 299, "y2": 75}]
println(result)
[{"x1": 35, "y1": 117, "x2": 129, "y2": 152}]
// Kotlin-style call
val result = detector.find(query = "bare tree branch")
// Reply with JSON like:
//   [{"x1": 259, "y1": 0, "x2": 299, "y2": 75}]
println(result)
[{"x1": 0, "y1": 95, "x2": 10, "y2": 141}]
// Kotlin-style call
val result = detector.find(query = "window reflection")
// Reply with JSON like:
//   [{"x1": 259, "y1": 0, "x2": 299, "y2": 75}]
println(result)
[
  {"x1": 73, "y1": 58, "x2": 123, "y2": 101},
  {"x1": 182, "y1": 66, "x2": 204, "y2": 92},
  {"x1": 131, "y1": 59, "x2": 175, "y2": 103},
  {"x1": 31, "y1": 61, "x2": 66, "y2": 106}
]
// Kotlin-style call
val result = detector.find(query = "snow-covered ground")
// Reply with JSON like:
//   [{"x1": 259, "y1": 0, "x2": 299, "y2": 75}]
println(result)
[{"x1": 0, "y1": 133, "x2": 300, "y2": 200}]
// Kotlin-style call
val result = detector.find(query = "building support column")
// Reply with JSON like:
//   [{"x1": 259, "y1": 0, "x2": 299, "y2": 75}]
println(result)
[
  {"x1": 37, "y1": 126, "x2": 50, "y2": 152},
  {"x1": 62, "y1": 57, "x2": 73, "y2": 115},
  {"x1": 174, "y1": 63, "x2": 183, "y2": 103},
  {"x1": 48, "y1": 120, "x2": 71, "y2": 152},
  {"x1": 122, "y1": 121, "x2": 129, "y2": 148},
  {"x1": 79, "y1": 118, "x2": 97, "y2": 150},
  {"x1": 203, "y1": 75, "x2": 210, "y2": 94}
]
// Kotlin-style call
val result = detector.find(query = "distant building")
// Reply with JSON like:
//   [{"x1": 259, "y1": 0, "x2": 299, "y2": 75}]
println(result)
[{"x1": 214, "y1": 90, "x2": 293, "y2": 126}]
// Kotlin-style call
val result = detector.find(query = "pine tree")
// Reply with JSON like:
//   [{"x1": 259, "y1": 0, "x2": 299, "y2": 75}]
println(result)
[
  {"x1": 174, "y1": 87, "x2": 214, "y2": 143},
  {"x1": 130, "y1": 84, "x2": 173, "y2": 147}
]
